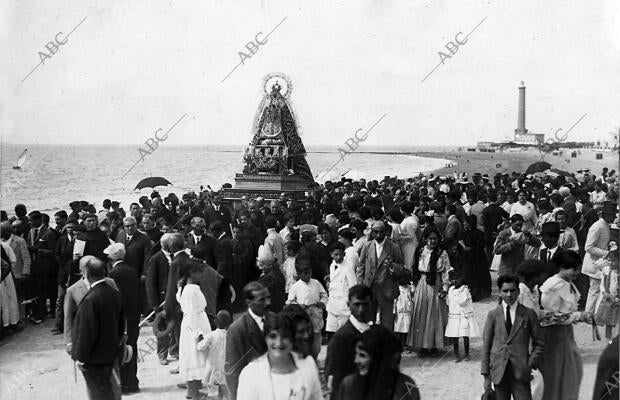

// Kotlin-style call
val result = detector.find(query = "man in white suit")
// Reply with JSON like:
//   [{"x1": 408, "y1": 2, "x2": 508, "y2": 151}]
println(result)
[{"x1": 582, "y1": 201, "x2": 616, "y2": 314}]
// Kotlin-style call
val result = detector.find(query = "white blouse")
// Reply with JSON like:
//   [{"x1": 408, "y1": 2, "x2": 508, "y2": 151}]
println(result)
[{"x1": 237, "y1": 353, "x2": 323, "y2": 400}]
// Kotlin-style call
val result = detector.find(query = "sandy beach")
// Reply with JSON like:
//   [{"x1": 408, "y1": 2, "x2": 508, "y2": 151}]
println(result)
[{"x1": 422, "y1": 148, "x2": 619, "y2": 178}]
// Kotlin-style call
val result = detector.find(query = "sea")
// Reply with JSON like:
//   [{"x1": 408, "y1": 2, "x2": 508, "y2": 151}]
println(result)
[{"x1": 0, "y1": 144, "x2": 454, "y2": 215}]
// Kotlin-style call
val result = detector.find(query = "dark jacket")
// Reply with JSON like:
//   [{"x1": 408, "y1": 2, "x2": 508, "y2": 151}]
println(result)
[
  {"x1": 115, "y1": 230, "x2": 152, "y2": 278},
  {"x1": 187, "y1": 234, "x2": 216, "y2": 267},
  {"x1": 214, "y1": 234, "x2": 234, "y2": 280},
  {"x1": 109, "y1": 261, "x2": 140, "y2": 341},
  {"x1": 145, "y1": 250, "x2": 170, "y2": 310},
  {"x1": 77, "y1": 229, "x2": 110, "y2": 261},
  {"x1": 55, "y1": 234, "x2": 75, "y2": 286},
  {"x1": 225, "y1": 311, "x2": 271, "y2": 400},
  {"x1": 325, "y1": 320, "x2": 362, "y2": 399},
  {"x1": 481, "y1": 303, "x2": 544, "y2": 385},
  {"x1": 163, "y1": 251, "x2": 191, "y2": 315},
  {"x1": 71, "y1": 281, "x2": 124, "y2": 365}
]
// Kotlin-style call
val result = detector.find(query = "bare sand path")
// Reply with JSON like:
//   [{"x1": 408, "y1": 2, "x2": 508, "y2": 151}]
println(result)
[{"x1": 0, "y1": 271, "x2": 612, "y2": 400}]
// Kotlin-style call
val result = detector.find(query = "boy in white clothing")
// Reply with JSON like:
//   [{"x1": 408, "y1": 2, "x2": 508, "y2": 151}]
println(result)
[
  {"x1": 325, "y1": 242, "x2": 356, "y2": 337},
  {"x1": 287, "y1": 259, "x2": 327, "y2": 358},
  {"x1": 282, "y1": 241, "x2": 300, "y2": 294}
]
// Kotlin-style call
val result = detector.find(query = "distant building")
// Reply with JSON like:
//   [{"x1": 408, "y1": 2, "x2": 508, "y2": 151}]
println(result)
[
  {"x1": 476, "y1": 141, "x2": 493, "y2": 149},
  {"x1": 513, "y1": 81, "x2": 545, "y2": 145}
]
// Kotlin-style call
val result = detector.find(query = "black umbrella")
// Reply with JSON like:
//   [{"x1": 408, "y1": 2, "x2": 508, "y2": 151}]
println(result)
[
  {"x1": 525, "y1": 161, "x2": 551, "y2": 175},
  {"x1": 135, "y1": 176, "x2": 172, "y2": 191}
]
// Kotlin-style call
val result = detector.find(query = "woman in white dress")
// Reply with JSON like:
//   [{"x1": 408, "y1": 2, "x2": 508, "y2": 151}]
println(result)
[
  {"x1": 237, "y1": 313, "x2": 323, "y2": 400},
  {"x1": 539, "y1": 250, "x2": 591, "y2": 400},
  {"x1": 177, "y1": 259, "x2": 212, "y2": 400},
  {"x1": 509, "y1": 190, "x2": 537, "y2": 233},
  {"x1": 399, "y1": 202, "x2": 419, "y2": 271}
]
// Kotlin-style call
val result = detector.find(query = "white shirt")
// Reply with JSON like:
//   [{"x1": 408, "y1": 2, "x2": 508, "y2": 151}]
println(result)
[
  {"x1": 502, "y1": 302, "x2": 516, "y2": 325},
  {"x1": 90, "y1": 278, "x2": 106, "y2": 289},
  {"x1": 286, "y1": 279, "x2": 328, "y2": 306},
  {"x1": 374, "y1": 239, "x2": 385, "y2": 259},
  {"x1": 162, "y1": 249, "x2": 172, "y2": 264},
  {"x1": 248, "y1": 308, "x2": 264, "y2": 332},
  {"x1": 349, "y1": 315, "x2": 371, "y2": 333},
  {"x1": 191, "y1": 232, "x2": 202, "y2": 244}
]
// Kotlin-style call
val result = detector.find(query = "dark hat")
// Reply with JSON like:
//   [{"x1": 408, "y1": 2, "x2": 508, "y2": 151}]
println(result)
[
  {"x1": 69, "y1": 201, "x2": 80, "y2": 208},
  {"x1": 79, "y1": 201, "x2": 89, "y2": 207},
  {"x1": 152, "y1": 312, "x2": 175, "y2": 338},
  {"x1": 541, "y1": 221, "x2": 561, "y2": 236}
]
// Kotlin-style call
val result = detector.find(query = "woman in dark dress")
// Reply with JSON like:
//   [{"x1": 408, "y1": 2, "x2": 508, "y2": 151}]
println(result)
[
  {"x1": 459, "y1": 215, "x2": 491, "y2": 301},
  {"x1": 337, "y1": 325, "x2": 420, "y2": 400}
]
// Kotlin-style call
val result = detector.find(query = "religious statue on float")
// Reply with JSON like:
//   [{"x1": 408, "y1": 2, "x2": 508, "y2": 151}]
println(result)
[{"x1": 242, "y1": 73, "x2": 313, "y2": 179}]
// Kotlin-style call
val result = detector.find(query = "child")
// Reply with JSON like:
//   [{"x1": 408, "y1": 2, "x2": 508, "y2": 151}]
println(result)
[
  {"x1": 445, "y1": 270, "x2": 480, "y2": 362},
  {"x1": 325, "y1": 242, "x2": 356, "y2": 336},
  {"x1": 282, "y1": 241, "x2": 300, "y2": 294},
  {"x1": 394, "y1": 275, "x2": 412, "y2": 351},
  {"x1": 197, "y1": 310, "x2": 232, "y2": 400},
  {"x1": 595, "y1": 240, "x2": 620, "y2": 339},
  {"x1": 286, "y1": 259, "x2": 328, "y2": 359}
]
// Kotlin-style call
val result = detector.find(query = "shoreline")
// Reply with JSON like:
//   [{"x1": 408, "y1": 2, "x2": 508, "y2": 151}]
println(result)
[{"x1": 422, "y1": 148, "x2": 619, "y2": 178}]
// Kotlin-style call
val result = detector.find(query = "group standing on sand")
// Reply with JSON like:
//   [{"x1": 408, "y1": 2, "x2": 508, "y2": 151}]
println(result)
[{"x1": 0, "y1": 165, "x2": 618, "y2": 399}]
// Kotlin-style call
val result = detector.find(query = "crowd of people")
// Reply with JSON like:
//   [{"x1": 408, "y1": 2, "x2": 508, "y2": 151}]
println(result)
[{"x1": 0, "y1": 165, "x2": 619, "y2": 400}]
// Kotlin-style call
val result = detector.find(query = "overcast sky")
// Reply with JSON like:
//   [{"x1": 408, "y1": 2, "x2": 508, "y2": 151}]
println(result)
[{"x1": 1, "y1": 0, "x2": 619, "y2": 147}]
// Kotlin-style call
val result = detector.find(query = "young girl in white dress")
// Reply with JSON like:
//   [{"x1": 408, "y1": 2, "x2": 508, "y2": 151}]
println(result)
[
  {"x1": 177, "y1": 260, "x2": 212, "y2": 400},
  {"x1": 394, "y1": 276, "x2": 413, "y2": 350},
  {"x1": 197, "y1": 310, "x2": 232, "y2": 400},
  {"x1": 445, "y1": 270, "x2": 480, "y2": 362}
]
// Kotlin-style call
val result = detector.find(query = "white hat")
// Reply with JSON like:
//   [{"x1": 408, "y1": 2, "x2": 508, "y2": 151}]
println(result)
[{"x1": 103, "y1": 242, "x2": 126, "y2": 260}]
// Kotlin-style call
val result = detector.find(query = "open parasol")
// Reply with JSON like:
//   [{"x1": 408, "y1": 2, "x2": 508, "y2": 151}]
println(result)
[{"x1": 135, "y1": 176, "x2": 172, "y2": 191}]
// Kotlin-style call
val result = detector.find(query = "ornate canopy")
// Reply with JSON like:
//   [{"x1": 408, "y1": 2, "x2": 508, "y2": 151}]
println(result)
[{"x1": 244, "y1": 74, "x2": 313, "y2": 179}]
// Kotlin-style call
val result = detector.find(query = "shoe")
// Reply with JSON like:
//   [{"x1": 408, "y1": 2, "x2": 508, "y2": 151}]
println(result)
[
  {"x1": 170, "y1": 367, "x2": 179, "y2": 374},
  {"x1": 464, "y1": 354, "x2": 470, "y2": 361},
  {"x1": 159, "y1": 358, "x2": 169, "y2": 366},
  {"x1": 169, "y1": 354, "x2": 179, "y2": 360},
  {"x1": 454, "y1": 356, "x2": 462, "y2": 363},
  {"x1": 50, "y1": 328, "x2": 63, "y2": 335},
  {"x1": 28, "y1": 316, "x2": 42, "y2": 324},
  {"x1": 121, "y1": 387, "x2": 140, "y2": 395},
  {"x1": 178, "y1": 383, "x2": 187, "y2": 389}
]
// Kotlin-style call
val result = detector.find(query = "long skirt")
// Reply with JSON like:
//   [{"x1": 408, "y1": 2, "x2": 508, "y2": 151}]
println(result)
[
  {"x1": 406, "y1": 278, "x2": 446, "y2": 350},
  {"x1": 539, "y1": 325, "x2": 583, "y2": 400},
  {"x1": 0, "y1": 275, "x2": 20, "y2": 327}
]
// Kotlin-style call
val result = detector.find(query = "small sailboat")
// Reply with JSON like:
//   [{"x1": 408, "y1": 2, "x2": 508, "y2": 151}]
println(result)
[{"x1": 13, "y1": 149, "x2": 27, "y2": 169}]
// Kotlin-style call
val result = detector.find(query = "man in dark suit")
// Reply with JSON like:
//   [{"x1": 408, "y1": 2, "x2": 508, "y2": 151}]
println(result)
[
  {"x1": 494, "y1": 214, "x2": 541, "y2": 276},
  {"x1": 27, "y1": 210, "x2": 58, "y2": 322},
  {"x1": 162, "y1": 233, "x2": 190, "y2": 371},
  {"x1": 538, "y1": 221, "x2": 561, "y2": 275},
  {"x1": 145, "y1": 233, "x2": 175, "y2": 364},
  {"x1": 356, "y1": 221, "x2": 404, "y2": 330},
  {"x1": 225, "y1": 281, "x2": 271, "y2": 400},
  {"x1": 212, "y1": 221, "x2": 233, "y2": 312},
  {"x1": 77, "y1": 214, "x2": 110, "y2": 261},
  {"x1": 481, "y1": 274, "x2": 544, "y2": 400},
  {"x1": 105, "y1": 243, "x2": 140, "y2": 395},
  {"x1": 203, "y1": 193, "x2": 233, "y2": 236},
  {"x1": 187, "y1": 217, "x2": 216, "y2": 266},
  {"x1": 481, "y1": 191, "x2": 509, "y2": 260},
  {"x1": 52, "y1": 219, "x2": 78, "y2": 334},
  {"x1": 115, "y1": 216, "x2": 152, "y2": 315},
  {"x1": 325, "y1": 284, "x2": 373, "y2": 399},
  {"x1": 71, "y1": 256, "x2": 124, "y2": 400}
]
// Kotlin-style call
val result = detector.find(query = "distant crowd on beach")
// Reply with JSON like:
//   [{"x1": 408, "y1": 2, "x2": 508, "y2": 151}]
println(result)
[{"x1": 1, "y1": 164, "x2": 619, "y2": 400}]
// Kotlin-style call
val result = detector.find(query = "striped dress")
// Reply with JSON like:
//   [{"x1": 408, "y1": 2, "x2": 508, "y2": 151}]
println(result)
[{"x1": 406, "y1": 247, "x2": 451, "y2": 350}]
